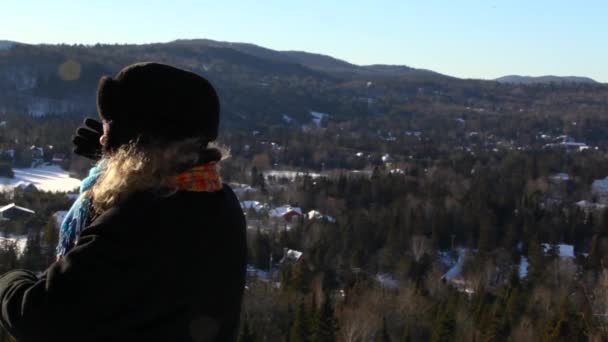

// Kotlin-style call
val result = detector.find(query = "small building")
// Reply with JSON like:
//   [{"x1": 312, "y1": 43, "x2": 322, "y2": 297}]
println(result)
[
  {"x1": 30, "y1": 146, "x2": 44, "y2": 160},
  {"x1": 269, "y1": 205, "x2": 302, "y2": 222},
  {"x1": 0, "y1": 203, "x2": 36, "y2": 221},
  {"x1": 241, "y1": 201, "x2": 268, "y2": 214},
  {"x1": 280, "y1": 248, "x2": 303, "y2": 264},
  {"x1": 306, "y1": 210, "x2": 336, "y2": 223}
]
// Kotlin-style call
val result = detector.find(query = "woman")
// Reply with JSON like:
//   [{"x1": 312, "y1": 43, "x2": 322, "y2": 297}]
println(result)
[{"x1": 0, "y1": 62, "x2": 247, "y2": 341}]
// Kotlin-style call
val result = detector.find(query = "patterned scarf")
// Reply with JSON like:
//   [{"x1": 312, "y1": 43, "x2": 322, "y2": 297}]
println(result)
[{"x1": 56, "y1": 160, "x2": 222, "y2": 258}]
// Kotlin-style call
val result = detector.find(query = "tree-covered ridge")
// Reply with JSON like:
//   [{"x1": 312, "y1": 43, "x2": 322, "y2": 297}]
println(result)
[{"x1": 0, "y1": 41, "x2": 607, "y2": 131}]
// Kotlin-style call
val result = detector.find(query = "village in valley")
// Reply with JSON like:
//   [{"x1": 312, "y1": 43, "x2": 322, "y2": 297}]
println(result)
[{"x1": 2, "y1": 114, "x2": 608, "y2": 297}]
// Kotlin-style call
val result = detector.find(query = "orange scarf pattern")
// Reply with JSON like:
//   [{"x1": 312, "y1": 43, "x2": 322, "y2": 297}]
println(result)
[{"x1": 169, "y1": 162, "x2": 223, "y2": 192}]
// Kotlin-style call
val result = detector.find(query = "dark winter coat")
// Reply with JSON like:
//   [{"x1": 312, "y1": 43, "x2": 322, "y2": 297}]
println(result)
[{"x1": 0, "y1": 184, "x2": 247, "y2": 342}]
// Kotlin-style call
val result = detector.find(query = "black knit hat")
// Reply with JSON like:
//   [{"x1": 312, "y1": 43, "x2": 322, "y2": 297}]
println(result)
[{"x1": 97, "y1": 62, "x2": 220, "y2": 149}]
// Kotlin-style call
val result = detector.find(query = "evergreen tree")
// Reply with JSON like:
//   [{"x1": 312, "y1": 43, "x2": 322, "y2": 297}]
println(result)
[
  {"x1": 290, "y1": 301, "x2": 309, "y2": 342},
  {"x1": 543, "y1": 301, "x2": 587, "y2": 342},
  {"x1": 310, "y1": 293, "x2": 336, "y2": 342},
  {"x1": 377, "y1": 317, "x2": 392, "y2": 342},
  {"x1": 431, "y1": 305, "x2": 455, "y2": 342},
  {"x1": 238, "y1": 318, "x2": 256, "y2": 342}
]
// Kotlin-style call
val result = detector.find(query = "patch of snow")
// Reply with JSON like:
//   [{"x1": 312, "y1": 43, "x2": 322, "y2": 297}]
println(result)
[
  {"x1": 592, "y1": 177, "x2": 608, "y2": 194},
  {"x1": 376, "y1": 273, "x2": 399, "y2": 289},
  {"x1": 230, "y1": 183, "x2": 258, "y2": 197},
  {"x1": 550, "y1": 173, "x2": 571, "y2": 182},
  {"x1": 519, "y1": 256, "x2": 529, "y2": 279},
  {"x1": 542, "y1": 243, "x2": 575, "y2": 258},
  {"x1": 442, "y1": 248, "x2": 467, "y2": 280},
  {"x1": 310, "y1": 111, "x2": 328, "y2": 127},
  {"x1": 282, "y1": 114, "x2": 294, "y2": 124},
  {"x1": 0, "y1": 234, "x2": 28, "y2": 256},
  {"x1": 65, "y1": 193, "x2": 79, "y2": 200},
  {"x1": 246, "y1": 265, "x2": 272, "y2": 280},
  {"x1": 0, "y1": 164, "x2": 81, "y2": 193},
  {"x1": 264, "y1": 170, "x2": 322, "y2": 180}
]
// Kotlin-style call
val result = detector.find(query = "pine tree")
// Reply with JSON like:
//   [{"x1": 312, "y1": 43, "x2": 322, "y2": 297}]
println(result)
[
  {"x1": 310, "y1": 293, "x2": 336, "y2": 342},
  {"x1": 544, "y1": 300, "x2": 587, "y2": 342},
  {"x1": 238, "y1": 318, "x2": 256, "y2": 342},
  {"x1": 290, "y1": 301, "x2": 309, "y2": 342},
  {"x1": 377, "y1": 317, "x2": 392, "y2": 342},
  {"x1": 431, "y1": 305, "x2": 455, "y2": 342}
]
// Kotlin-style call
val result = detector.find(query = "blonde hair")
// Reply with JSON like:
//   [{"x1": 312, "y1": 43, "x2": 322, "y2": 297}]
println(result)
[{"x1": 90, "y1": 139, "x2": 229, "y2": 213}]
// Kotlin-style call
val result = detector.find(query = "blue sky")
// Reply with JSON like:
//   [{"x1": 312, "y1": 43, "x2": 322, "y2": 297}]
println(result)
[{"x1": 2, "y1": 1, "x2": 606, "y2": 82}]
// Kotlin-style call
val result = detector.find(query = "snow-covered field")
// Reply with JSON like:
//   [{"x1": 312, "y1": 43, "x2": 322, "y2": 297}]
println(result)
[
  {"x1": 264, "y1": 170, "x2": 322, "y2": 180},
  {"x1": 0, "y1": 164, "x2": 81, "y2": 193}
]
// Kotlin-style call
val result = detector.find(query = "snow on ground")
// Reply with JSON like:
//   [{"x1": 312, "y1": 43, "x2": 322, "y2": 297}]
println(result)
[
  {"x1": 282, "y1": 114, "x2": 294, "y2": 124},
  {"x1": 264, "y1": 170, "x2": 322, "y2": 180},
  {"x1": 376, "y1": 273, "x2": 400, "y2": 289},
  {"x1": 442, "y1": 248, "x2": 467, "y2": 280},
  {"x1": 542, "y1": 243, "x2": 575, "y2": 258},
  {"x1": 246, "y1": 265, "x2": 272, "y2": 280},
  {"x1": 310, "y1": 111, "x2": 328, "y2": 127},
  {"x1": 0, "y1": 235, "x2": 28, "y2": 256},
  {"x1": 0, "y1": 164, "x2": 81, "y2": 193},
  {"x1": 230, "y1": 183, "x2": 258, "y2": 197},
  {"x1": 519, "y1": 256, "x2": 529, "y2": 279}
]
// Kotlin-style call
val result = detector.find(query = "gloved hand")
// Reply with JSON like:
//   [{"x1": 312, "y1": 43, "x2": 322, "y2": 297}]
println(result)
[{"x1": 72, "y1": 118, "x2": 103, "y2": 160}]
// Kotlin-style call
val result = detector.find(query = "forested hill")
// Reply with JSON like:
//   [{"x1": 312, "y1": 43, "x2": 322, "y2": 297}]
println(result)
[{"x1": 0, "y1": 39, "x2": 607, "y2": 132}]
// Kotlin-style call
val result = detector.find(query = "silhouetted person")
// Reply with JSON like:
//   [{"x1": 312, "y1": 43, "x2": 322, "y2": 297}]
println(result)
[{"x1": 0, "y1": 62, "x2": 247, "y2": 342}]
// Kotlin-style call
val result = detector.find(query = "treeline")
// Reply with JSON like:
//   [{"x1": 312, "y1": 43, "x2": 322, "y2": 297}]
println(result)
[{"x1": 238, "y1": 146, "x2": 608, "y2": 341}]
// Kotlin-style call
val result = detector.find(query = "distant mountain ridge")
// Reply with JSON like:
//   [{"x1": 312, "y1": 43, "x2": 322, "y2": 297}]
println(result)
[
  {"x1": 0, "y1": 38, "x2": 606, "y2": 128},
  {"x1": 0, "y1": 40, "x2": 16, "y2": 50},
  {"x1": 495, "y1": 75, "x2": 598, "y2": 84},
  {"x1": 172, "y1": 39, "x2": 446, "y2": 79}
]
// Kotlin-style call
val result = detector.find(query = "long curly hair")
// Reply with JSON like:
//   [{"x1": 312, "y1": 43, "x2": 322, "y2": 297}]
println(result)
[{"x1": 90, "y1": 138, "x2": 228, "y2": 213}]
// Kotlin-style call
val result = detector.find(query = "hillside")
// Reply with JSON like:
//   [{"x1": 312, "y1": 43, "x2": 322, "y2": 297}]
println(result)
[
  {"x1": 0, "y1": 39, "x2": 607, "y2": 131},
  {"x1": 495, "y1": 74, "x2": 598, "y2": 84},
  {"x1": 0, "y1": 40, "x2": 15, "y2": 51}
]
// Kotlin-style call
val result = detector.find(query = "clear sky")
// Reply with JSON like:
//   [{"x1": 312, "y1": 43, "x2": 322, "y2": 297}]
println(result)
[{"x1": 2, "y1": 0, "x2": 606, "y2": 82}]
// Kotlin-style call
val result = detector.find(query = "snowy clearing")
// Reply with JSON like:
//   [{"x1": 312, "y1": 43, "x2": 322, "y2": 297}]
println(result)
[{"x1": 0, "y1": 164, "x2": 81, "y2": 193}]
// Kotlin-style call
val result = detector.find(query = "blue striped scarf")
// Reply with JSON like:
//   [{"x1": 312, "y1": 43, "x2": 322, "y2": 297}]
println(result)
[{"x1": 56, "y1": 161, "x2": 105, "y2": 258}]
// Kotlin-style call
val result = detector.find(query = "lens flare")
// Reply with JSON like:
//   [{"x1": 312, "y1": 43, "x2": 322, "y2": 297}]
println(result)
[{"x1": 58, "y1": 60, "x2": 81, "y2": 81}]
